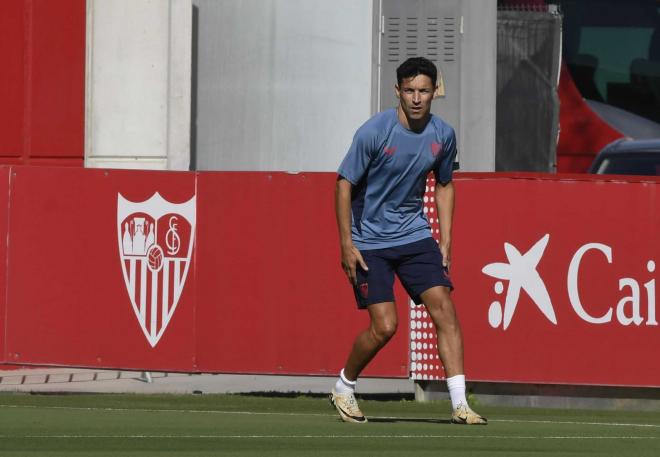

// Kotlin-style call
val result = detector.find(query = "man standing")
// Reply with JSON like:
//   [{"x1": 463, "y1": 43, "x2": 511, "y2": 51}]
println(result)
[{"x1": 330, "y1": 57, "x2": 486, "y2": 425}]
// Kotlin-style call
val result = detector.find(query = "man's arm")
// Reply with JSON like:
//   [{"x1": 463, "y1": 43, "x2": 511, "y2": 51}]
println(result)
[
  {"x1": 435, "y1": 180, "x2": 455, "y2": 268},
  {"x1": 335, "y1": 178, "x2": 368, "y2": 284}
]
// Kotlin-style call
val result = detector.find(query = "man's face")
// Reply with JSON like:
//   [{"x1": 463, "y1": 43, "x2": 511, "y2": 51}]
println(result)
[{"x1": 395, "y1": 74, "x2": 435, "y2": 123}]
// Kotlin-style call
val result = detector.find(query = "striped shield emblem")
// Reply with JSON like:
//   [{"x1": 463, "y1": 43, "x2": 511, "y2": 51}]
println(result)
[{"x1": 117, "y1": 192, "x2": 196, "y2": 347}]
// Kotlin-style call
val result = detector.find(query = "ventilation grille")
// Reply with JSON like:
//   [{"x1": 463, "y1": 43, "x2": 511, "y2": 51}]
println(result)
[
  {"x1": 426, "y1": 17, "x2": 439, "y2": 60},
  {"x1": 385, "y1": 15, "x2": 457, "y2": 63},
  {"x1": 442, "y1": 16, "x2": 456, "y2": 62}
]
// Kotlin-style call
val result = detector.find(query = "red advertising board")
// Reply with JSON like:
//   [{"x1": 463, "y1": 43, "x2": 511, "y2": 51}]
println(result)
[
  {"x1": 193, "y1": 172, "x2": 409, "y2": 376},
  {"x1": 2, "y1": 167, "x2": 408, "y2": 377},
  {"x1": 414, "y1": 173, "x2": 660, "y2": 387},
  {"x1": 0, "y1": 167, "x2": 658, "y2": 387},
  {"x1": 4, "y1": 168, "x2": 198, "y2": 369}
]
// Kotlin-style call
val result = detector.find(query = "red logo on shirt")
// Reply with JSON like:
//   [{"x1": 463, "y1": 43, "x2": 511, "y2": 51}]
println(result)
[
  {"x1": 384, "y1": 146, "x2": 397, "y2": 157},
  {"x1": 431, "y1": 142, "x2": 442, "y2": 157},
  {"x1": 359, "y1": 283, "x2": 369, "y2": 298}
]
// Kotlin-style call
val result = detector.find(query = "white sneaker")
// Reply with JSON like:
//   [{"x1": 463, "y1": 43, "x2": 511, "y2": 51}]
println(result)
[
  {"x1": 330, "y1": 388, "x2": 367, "y2": 423},
  {"x1": 451, "y1": 403, "x2": 487, "y2": 425}
]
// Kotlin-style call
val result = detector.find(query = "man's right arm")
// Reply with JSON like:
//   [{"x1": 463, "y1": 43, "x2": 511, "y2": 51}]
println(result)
[{"x1": 335, "y1": 178, "x2": 368, "y2": 285}]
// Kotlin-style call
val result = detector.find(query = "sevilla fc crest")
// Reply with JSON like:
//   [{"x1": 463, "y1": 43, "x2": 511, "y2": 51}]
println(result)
[{"x1": 117, "y1": 192, "x2": 196, "y2": 347}]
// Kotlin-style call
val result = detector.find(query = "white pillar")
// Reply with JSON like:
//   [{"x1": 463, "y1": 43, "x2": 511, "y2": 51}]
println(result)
[{"x1": 85, "y1": 0, "x2": 192, "y2": 170}]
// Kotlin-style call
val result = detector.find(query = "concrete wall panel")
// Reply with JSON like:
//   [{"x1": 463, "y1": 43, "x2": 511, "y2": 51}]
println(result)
[
  {"x1": 193, "y1": 0, "x2": 373, "y2": 172},
  {"x1": 86, "y1": 0, "x2": 192, "y2": 170}
]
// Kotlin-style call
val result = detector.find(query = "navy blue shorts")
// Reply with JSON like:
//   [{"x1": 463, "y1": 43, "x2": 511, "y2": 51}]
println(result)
[{"x1": 352, "y1": 237, "x2": 453, "y2": 309}]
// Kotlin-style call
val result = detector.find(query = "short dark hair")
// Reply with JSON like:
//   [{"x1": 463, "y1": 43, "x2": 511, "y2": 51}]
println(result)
[{"x1": 396, "y1": 57, "x2": 437, "y2": 87}]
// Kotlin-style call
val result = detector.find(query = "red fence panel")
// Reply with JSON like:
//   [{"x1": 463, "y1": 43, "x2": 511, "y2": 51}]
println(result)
[
  {"x1": 0, "y1": 3, "x2": 26, "y2": 157},
  {"x1": 0, "y1": 0, "x2": 85, "y2": 166},
  {"x1": 0, "y1": 168, "x2": 658, "y2": 387},
  {"x1": 414, "y1": 173, "x2": 660, "y2": 387},
  {"x1": 193, "y1": 172, "x2": 409, "y2": 376},
  {"x1": 4, "y1": 167, "x2": 197, "y2": 369},
  {"x1": 0, "y1": 168, "x2": 409, "y2": 376},
  {"x1": 30, "y1": 0, "x2": 86, "y2": 161}
]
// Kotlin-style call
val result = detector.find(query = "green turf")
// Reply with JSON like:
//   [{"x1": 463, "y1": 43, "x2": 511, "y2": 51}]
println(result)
[{"x1": 0, "y1": 393, "x2": 657, "y2": 456}]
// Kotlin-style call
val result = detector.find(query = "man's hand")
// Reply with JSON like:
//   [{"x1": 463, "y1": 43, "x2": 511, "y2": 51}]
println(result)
[
  {"x1": 341, "y1": 243, "x2": 368, "y2": 285},
  {"x1": 435, "y1": 181, "x2": 455, "y2": 270},
  {"x1": 336, "y1": 178, "x2": 368, "y2": 284},
  {"x1": 440, "y1": 241, "x2": 451, "y2": 269}
]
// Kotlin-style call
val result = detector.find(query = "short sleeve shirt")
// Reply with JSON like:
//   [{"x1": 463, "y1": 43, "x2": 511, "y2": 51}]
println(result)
[{"x1": 337, "y1": 108, "x2": 457, "y2": 250}]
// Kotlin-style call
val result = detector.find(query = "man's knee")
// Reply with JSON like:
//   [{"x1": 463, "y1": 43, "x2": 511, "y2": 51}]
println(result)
[
  {"x1": 423, "y1": 288, "x2": 457, "y2": 318},
  {"x1": 370, "y1": 318, "x2": 398, "y2": 345}
]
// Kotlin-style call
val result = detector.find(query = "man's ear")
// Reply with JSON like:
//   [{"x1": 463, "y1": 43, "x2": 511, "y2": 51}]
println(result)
[{"x1": 394, "y1": 84, "x2": 401, "y2": 99}]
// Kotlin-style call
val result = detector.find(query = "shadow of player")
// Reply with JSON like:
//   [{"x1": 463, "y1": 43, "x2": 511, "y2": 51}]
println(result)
[{"x1": 367, "y1": 417, "x2": 452, "y2": 425}]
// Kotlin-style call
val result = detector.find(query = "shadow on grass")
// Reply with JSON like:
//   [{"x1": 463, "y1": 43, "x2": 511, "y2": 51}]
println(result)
[{"x1": 367, "y1": 417, "x2": 452, "y2": 424}]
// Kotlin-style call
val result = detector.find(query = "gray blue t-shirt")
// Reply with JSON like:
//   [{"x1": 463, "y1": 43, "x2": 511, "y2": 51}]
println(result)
[{"x1": 337, "y1": 108, "x2": 457, "y2": 250}]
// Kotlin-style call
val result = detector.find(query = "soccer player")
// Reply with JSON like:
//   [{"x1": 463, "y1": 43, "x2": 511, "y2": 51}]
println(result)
[{"x1": 330, "y1": 57, "x2": 487, "y2": 425}]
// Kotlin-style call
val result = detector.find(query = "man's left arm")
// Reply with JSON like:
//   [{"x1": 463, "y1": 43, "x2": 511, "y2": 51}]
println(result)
[{"x1": 434, "y1": 180, "x2": 455, "y2": 268}]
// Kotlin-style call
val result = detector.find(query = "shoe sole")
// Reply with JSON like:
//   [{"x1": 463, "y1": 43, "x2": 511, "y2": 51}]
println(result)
[{"x1": 451, "y1": 416, "x2": 488, "y2": 425}]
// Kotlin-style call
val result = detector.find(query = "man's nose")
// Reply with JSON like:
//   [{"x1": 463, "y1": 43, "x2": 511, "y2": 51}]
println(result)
[{"x1": 412, "y1": 92, "x2": 421, "y2": 103}]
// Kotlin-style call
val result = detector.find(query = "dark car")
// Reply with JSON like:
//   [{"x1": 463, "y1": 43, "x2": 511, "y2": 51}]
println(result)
[{"x1": 588, "y1": 138, "x2": 660, "y2": 176}]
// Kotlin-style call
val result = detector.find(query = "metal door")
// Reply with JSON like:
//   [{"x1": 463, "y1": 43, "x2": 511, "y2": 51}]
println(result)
[{"x1": 377, "y1": 0, "x2": 462, "y2": 131}]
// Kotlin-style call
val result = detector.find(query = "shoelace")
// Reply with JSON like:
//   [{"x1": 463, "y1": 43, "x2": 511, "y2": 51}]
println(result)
[{"x1": 344, "y1": 395, "x2": 360, "y2": 413}]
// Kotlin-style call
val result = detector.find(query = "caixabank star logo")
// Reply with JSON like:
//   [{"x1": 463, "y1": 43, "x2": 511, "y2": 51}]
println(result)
[
  {"x1": 117, "y1": 193, "x2": 196, "y2": 347},
  {"x1": 482, "y1": 234, "x2": 556, "y2": 330}
]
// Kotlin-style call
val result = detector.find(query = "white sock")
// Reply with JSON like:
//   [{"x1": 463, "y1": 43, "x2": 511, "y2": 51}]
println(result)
[
  {"x1": 334, "y1": 369, "x2": 356, "y2": 394},
  {"x1": 446, "y1": 374, "x2": 467, "y2": 409}
]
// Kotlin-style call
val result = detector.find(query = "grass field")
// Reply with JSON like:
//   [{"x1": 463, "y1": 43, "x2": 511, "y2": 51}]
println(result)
[{"x1": 0, "y1": 393, "x2": 658, "y2": 456}]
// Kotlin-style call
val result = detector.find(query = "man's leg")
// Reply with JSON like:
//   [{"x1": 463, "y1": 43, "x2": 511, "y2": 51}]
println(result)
[
  {"x1": 343, "y1": 301, "x2": 398, "y2": 381},
  {"x1": 331, "y1": 301, "x2": 398, "y2": 423},
  {"x1": 421, "y1": 286, "x2": 487, "y2": 425},
  {"x1": 420, "y1": 286, "x2": 463, "y2": 377}
]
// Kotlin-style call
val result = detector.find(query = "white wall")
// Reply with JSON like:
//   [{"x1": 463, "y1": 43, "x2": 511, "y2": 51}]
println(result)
[
  {"x1": 193, "y1": 0, "x2": 373, "y2": 172},
  {"x1": 83, "y1": 0, "x2": 494, "y2": 172},
  {"x1": 85, "y1": 0, "x2": 192, "y2": 170}
]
